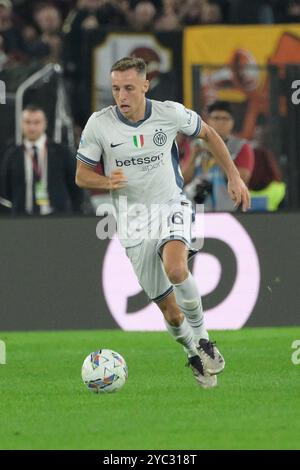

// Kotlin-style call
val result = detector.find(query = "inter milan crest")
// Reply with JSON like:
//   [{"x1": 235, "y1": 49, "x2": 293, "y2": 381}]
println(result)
[{"x1": 153, "y1": 129, "x2": 167, "y2": 146}]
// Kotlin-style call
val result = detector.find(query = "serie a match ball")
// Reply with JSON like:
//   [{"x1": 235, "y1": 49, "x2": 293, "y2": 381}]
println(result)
[{"x1": 81, "y1": 349, "x2": 128, "y2": 393}]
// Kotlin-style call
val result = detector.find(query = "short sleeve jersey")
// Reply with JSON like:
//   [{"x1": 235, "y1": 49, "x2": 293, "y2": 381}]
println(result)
[{"x1": 77, "y1": 99, "x2": 201, "y2": 247}]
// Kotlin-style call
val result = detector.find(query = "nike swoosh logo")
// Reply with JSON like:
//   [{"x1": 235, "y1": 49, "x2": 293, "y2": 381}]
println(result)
[{"x1": 110, "y1": 142, "x2": 126, "y2": 148}]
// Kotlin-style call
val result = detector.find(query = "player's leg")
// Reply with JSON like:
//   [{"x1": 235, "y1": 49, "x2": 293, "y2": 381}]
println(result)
[
  {"x1": 161, "y1": 240, "x2": 225, "y2": 375},
  {"x1": 161, "y1": 240, "x2": 208, "y2": 341},
  {"x1": 125, "y1": 240, "x2": 216, "y2": 388},
  {"x1": 126, "y1": 240, "x2": 196, "y2": 357},
  {"x1": 156, "y1": 291, "x2": 217, "y2": 389},
  {"x1": 156, "y1": 290, "x2": 196, "y2": 357}
]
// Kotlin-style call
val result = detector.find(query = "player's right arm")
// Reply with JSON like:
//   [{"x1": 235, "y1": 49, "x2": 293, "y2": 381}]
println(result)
[
  {"x1": 76, "y1": 162, "x2": 127, "y2": 190},
  {"x1": 75, "y1": 113, "x2": 127, "y2": 191}
]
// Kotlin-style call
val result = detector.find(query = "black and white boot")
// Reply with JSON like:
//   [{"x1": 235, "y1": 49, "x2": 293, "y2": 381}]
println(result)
[{"x1": 197, "y1": 339, "x2": 225, "y2": 375}]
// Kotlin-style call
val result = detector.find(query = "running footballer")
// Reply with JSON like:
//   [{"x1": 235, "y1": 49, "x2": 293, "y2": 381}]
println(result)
[{"x1": 76, "y1": 57, "x2": 250, "y2": 388}]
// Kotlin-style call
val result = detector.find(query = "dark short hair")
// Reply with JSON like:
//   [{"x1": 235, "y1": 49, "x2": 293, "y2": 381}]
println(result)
[
  {"x1": 207, "y1": 101, "x2": 233, "y2": 116},
  {"x1": 22, "y1": 104, "x2": 46, "y2": 114},
  {"x1": 110, "y1": 57, "x2": 147, "y2": 75}
]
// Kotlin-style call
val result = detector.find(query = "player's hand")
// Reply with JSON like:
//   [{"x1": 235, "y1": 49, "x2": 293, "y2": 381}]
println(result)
[
  {"x1": 107, "y1": 169, "x2": 128, "y2": 190},
  {"x1": 228, "y1": 175, "x2": 251, "y2": 211}
]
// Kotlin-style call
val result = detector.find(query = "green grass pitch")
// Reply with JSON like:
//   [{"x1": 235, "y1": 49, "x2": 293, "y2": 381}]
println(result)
[{"x1": 0, "y1": 327, "x2": 299, "y2": 450}]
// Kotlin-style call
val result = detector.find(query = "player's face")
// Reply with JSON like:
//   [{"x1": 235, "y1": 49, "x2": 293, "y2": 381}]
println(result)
[
  {"x1": 22, "y1": 110, "x2": 47, "y2": 141},
  {"x1": 207, "y1": 111, "x2": 234, "y2": 140},
  {"x1": 111, "y1": 69, "x2": 149, "y2": 122}
]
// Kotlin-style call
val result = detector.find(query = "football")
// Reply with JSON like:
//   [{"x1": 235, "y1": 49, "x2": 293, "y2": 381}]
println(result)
[{"x1": 82, "y1": 349, "x2": 128, "y2": 393}]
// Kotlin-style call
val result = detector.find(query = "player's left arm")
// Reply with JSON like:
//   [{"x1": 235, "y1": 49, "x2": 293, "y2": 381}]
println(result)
[
  {"x1": 198, "y1": 121, "x2": 251, "y2": 211},
  {"x1": 234, "y1": 143, "x2": 255, "y2": 186}
]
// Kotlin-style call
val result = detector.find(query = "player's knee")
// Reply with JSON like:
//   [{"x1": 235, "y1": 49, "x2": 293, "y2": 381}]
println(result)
[
  {"x1": 165, "y1": 264, "x2": 188, "y2": 285},
  {"x1": 181, "y1": 298, "x2": 200, "y2": 310}
]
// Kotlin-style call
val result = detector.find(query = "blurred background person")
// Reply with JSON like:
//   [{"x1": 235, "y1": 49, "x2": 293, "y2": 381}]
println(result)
[
  {"x1": 176, "y1": 132, "x2": 196, "y2": 166},
  {"x1": 0, "y1": 0, "x2": 25, "y2": 67},
  {"x1": 182, "y1": 100, "x2": 254, "y2": 211},
  {"x1": 0, "y1": 104, "x2": 83, "y2": 215},
  {"x1": 249, "y1": 124, "x2": 286, "y2": 211},
  {"x1": 20, "y1": 2, "x2": 64, "y2": 63},
  {"x1": 31, "y1": 3, "x2": 63, "y2": 63},
  {"x1": 129, "y1": 1, "x2": 157, "y2": 31},
  {"x1": 201, "y1": 0, "x2": 223, "y2": 24},
  {"x1": 180, "y1": 0, "x2": 203, "y2": 26},
  {"x1": 154, "y1": 0, "x2": 181, "y2": 31}
]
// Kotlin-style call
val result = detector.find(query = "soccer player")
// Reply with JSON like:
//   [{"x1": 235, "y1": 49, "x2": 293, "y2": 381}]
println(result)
[{"x1": 75, "y1": 57, "x2": 250, "y2": 389}]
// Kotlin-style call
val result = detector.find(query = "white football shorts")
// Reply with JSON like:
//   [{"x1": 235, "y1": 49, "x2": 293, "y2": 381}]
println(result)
[{"x1": 125, "y1": 195, "x2": 198, "y2": 302}]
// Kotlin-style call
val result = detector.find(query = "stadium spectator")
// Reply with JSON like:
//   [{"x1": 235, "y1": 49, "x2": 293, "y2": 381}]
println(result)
[
  {"x1": 201, "y1": 1, "x2": 223, "y2": 24},
  {"x1": 183, "y1": 100, "x2": 254, "y2": 211},
  {"x1": 0, "y1": 0, "x2": 24, "y2": 65},
  {"x1": 12, "y1": 1, "x2": 73, "y2": 24},
  {"x1": 0, "y1": 104, "x2": 83, "y2": 215},
  {"x1": 282, "y1": 0, "x2": 300, "y2": 22},
  {"x1": 176, "y1": 133, "x2": 195, "y2": 166},
  {"x1": 129, "y1": 1, "x2": 157, "y2": 31},
  {"x1": 20, "y1": 3, "x2": 64, "y2": 63},
  {"x1": 154, "y1": 0, "x2": 181, "y2": 31},
  {"x1": 249, "y1": 125, "x2": 286, "y2": 211},
  {"x1": 129, "y1": 0, "x2": 162, "y2": 11},
  {"x1": 180, "y1": 0, "x2": 203, "y2": 26},
  {"x1": 34, "y1": 3, "x2": 63, "y2": 35}
]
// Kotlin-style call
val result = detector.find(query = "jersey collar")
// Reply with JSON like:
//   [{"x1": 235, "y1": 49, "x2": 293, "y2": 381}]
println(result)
[{"x1": 115, "y1": 99, "x2": 152, "y2": 127}]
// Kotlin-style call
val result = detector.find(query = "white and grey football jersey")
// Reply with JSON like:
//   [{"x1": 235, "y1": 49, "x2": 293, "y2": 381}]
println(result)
[{"x1": 77, "y1": 99, "x2": 201, "y2": 247}]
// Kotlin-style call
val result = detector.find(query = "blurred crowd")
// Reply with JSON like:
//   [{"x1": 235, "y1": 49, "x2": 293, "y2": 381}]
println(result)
[
  {"x1": 0, "y1": 99, "x2": 285, "y2": 216},
  {"x1": 179, "y1": 101, "x2": 285, "y2": 212},
  {"x1": 0, "y1": 0, "x2": 291, "y2": 215},
  {"x1": 1, "y1": 0, "x2": 300, "y2": 70}
]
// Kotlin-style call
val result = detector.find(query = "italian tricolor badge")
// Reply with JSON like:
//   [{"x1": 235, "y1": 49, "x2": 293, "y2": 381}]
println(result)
[{"x1": 133, "y1": 135, "x2": 144, "y2": 148}]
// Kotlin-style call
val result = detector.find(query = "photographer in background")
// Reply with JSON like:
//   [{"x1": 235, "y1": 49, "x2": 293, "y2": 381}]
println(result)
[{"x1": 182, "y1": 100, "x2": 254, "y2": 211}]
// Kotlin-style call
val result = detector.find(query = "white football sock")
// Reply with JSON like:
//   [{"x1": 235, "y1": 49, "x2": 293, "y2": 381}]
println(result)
[
  {"x1": 164, "y1": 317, "x2": 198, "y2": 357},
  {"x1": 173, "y1": 272, "x2": 209, "y2": 342}
]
